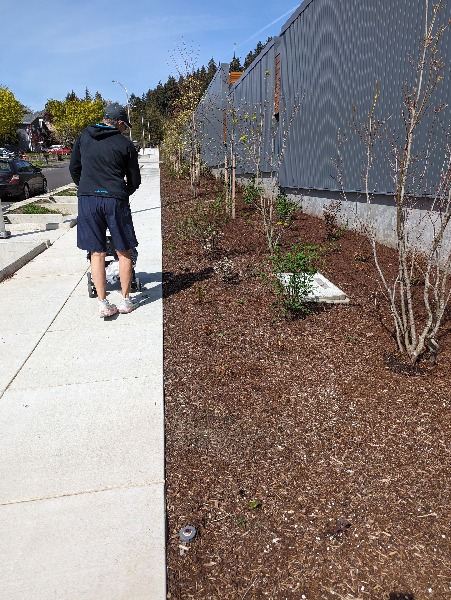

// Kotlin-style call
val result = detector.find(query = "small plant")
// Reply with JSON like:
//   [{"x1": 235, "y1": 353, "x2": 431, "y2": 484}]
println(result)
[
  {"x1": 275, "y1": 192, "x2": 298, "y2": 225},
  {"x1": 196, "y1": 285, "x2": 205, "y2": 303},
  {"x1": 177, "y1": 197, "x2": 228, "y2": 256},
  {"x1": 200, "y1": 164, "x2": 213, "y2": 179},
  {"x1": 266, "y1": 241, "x2": 325, "y2": 317},
  {"x1": 16, "y1": 203, "x2": 63, "y2": 215},
  {"x1": 353, "y1": 251, "x2": 370, "y2": 262},
  {"x1": 323, "y1": 201, "x2": 347, "y2": 241},
  {"x1": 242, "y1": 175, "x2": 263, "y2": 209},
  {"x1": 236, "y1": 517, "x2": 247, "y2": 529},
  {"x1": 52, "y1": 188, "x2": 78, "y2": 197},
  {"x1": 345, "y1": 334, "x2": 361, "y2": 343},
  {"x1": 249, "y1": 501, "x2": 261, "y2": 509}
]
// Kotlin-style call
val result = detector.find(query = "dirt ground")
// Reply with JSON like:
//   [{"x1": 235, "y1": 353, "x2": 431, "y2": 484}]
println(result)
[{"x1": 161, "y1": 167, "x2": 450, "y2": 600}]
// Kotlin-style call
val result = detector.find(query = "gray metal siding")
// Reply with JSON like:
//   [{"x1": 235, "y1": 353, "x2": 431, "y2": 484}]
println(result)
[
  {"x1": 196, "y1": 64, "x2": 229, "y2": 166},
  {"x1": 231, "y1": 38, "x2": 278, "y2": 175},
  {"x1": 196, "y1": 0, "x2": 451, "y2": 196},
  {"x1": 283, "y1": 0, "x2": 451, "y2": 194}
]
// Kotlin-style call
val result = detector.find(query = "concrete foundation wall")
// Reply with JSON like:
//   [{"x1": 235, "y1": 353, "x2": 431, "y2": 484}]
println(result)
[
  {"x1": 294, "y1": 190, "x2": 451, "y2": 263},
  {"x1": 212, "y1": 167, "x2": 451, "y2": 263}
]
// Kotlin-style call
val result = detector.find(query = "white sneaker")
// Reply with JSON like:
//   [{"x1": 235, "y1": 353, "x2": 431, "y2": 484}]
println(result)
[
  {"x1": 119, "y1": 297, "x2": 139, "y2": 313},
  {"x1": 99, "y1": 300, "x2": 118, "y2": 318}
]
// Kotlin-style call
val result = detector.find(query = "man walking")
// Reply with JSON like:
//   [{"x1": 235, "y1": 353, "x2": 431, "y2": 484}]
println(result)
[{"x1": 70, "y1": 103, "x2": 141, "y2": 317}]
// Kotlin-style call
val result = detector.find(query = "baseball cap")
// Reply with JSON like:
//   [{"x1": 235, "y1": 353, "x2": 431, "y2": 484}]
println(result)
[{"x1": 104, "y1": 102, "x2": 132, "y2": 128}]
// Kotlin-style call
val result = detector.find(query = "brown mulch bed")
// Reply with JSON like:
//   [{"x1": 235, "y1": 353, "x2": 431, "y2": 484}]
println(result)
[{"x1": 161, "y1": 167, "x2": 450, "y2": 600}]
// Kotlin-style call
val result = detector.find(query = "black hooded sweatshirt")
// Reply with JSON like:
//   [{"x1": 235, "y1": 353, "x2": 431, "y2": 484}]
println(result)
[{"x1": 69, "y1": 123, "x2": 141, "y2": 201}]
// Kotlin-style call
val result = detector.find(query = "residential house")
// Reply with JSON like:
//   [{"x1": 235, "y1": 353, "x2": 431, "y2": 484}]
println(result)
[{"x1": 17, "y1": 111, "x2": 50, "y2": 151}]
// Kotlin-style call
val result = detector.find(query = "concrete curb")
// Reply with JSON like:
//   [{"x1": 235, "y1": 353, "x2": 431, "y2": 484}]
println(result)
[
  {"x1": 2, "y1": 183, "x2": 77, "y2": 215},
  {"x1": 0, "y1": 240, "x2": 51, "y2": 282},
  {"x1": 0, "y1": 184, "x2": 79, "y2": 280}
]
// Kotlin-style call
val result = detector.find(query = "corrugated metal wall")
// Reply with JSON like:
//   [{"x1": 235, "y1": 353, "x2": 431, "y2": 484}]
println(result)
[
  {"x1": 196, "y1": 0, "x2": 451, "y2": 196},
  {"x1": 231, "y1": 38, "x2": 281, "y2": 175},
  {"x1": 196, "y1": 63, "x2": 230, "y2": 167}
]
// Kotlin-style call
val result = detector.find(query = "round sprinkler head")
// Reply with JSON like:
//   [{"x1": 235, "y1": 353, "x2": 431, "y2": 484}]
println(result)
[{"x1": 179, "y1": 525, "x2": 196, "y2": 544}]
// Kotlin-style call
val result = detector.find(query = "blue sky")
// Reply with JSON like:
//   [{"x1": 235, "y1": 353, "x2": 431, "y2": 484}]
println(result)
[{"x1": 1, "y1": 0, "x2": 300, "y2": 112}]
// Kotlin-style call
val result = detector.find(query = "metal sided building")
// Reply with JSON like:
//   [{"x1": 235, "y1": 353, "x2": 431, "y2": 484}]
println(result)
[
  {"x1": 196, "y1": 0, "x2": 451, "y2": 248},
  {"x1": 195, "y1": 63, "x2": 231, "y2": 168}
]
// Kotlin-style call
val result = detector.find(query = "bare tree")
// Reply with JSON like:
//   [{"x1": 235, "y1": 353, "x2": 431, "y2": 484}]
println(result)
[
  {"x1": 339, "y1": 0, "x2": 451, "y2": 364},
  {"x1": 231, "y1": 74, "x2": 304, "y2": 253}
]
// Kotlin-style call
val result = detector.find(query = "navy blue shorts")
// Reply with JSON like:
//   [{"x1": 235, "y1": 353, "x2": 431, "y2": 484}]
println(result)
[{"x1": 77, "y1": 196, "x2": 138, "y2": 253}]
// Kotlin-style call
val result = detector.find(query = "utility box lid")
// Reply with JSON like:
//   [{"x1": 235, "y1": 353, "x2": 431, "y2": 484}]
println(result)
[{"x1": 277, "y1": 272, "x2": 349, "y2": 303}]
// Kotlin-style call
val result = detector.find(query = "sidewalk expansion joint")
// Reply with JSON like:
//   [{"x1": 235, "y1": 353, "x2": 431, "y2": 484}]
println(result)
[
  {"x1": 0, "y1": 267, "x2": 89, "y2": 400},
  {"x1": 0, "y1": 479, "x2": 166, "y2": 507}
]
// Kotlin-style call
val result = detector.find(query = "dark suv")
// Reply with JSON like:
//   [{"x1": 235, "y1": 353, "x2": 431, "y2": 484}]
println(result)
[{"x1": 0, "y1": 158, "x2": 47, "y2": 200}]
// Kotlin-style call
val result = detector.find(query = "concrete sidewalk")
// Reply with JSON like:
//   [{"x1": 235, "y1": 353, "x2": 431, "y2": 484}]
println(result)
[{"x1": 0, "y1": 151, "x2": 166, "y2": 599}]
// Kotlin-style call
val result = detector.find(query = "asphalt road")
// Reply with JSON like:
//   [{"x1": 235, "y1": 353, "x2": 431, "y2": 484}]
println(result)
[{"x1": 41, "y1": 161, "x2": 74, "y2": 192}]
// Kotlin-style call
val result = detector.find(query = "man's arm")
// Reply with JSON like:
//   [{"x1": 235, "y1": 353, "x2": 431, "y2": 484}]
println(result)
[
  {"x1": 69, "y1": 138, "x2": 82, "y2": 185},
  {"x1": 125, "y1": 146, "x2": 141, "y2": 196}
]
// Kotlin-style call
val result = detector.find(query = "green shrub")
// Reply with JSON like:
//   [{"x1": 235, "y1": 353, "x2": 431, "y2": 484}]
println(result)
[
  {"x1": 266, "y1": 241, "x2": 325, "y2": 317},
  {"x1": 20, "y1": 203, "x2": 62, "y2": 215},
  {"x1": 177, "y1": 197, "x2": 229, "y2": 255},
  {"x1": 323, "y1": 201, "x2": 347, "y2": 241},
  {"x1": 275, "y1": 192, "x2": 298, "y2": 224},
  {"x1": 52, "y1": 188, "x2": 77, "y2": 196},
  {"x1": 243, "y1": 175, "x2": 263, "y2": 209}
]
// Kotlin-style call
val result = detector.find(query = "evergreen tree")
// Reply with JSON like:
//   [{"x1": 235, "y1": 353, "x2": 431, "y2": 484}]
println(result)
[
  {"x1": 244, "y1": 50, "x2": 255, "y2": 70},
  {"x1": 229, "y1": 54, "x2": 243, "y2": 72},
  {"x1": 163, "y1": 76, "x2": 181, "y2": 116},
  {"x1": 254, "y1": 41, "x2": 264, "y2": 56},
  {"x1": 206, "y1": 58, "x2": 217, "y2": 82}
]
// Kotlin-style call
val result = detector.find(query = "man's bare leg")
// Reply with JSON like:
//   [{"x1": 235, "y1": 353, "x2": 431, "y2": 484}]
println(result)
[
  {"x1": 90, "y1": 252, "x2": 107, "y2": 300},
  {"x1": 117, "y1": 249, "x2": 133, "y2": 298}
]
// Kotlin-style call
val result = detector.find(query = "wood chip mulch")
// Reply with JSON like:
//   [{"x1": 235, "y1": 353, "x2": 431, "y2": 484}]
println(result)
[{"x1": 161, "y1": 167, "x2": 450, "y2": 600}]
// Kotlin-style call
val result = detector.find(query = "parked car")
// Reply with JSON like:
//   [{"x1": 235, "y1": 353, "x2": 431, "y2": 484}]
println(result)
[
  {"x1": 0, "y1": 147, "x2": 15, "y2": 158},
  {"x1": 0, "y1": 158, "x2": 47, "y2": 200},
  {"x1": 46, "y1": 145, "x2": 70, "y2": 155}
]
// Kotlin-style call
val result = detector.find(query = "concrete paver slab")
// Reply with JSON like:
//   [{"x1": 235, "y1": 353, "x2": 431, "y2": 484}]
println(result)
[
  {"x1": 0, "y1": 375, "x2": 164, "y2": 504},
  {"x1": 49, "y1": 287, "x2": 162, "y2": 331},
  {"x1": 0, "y1": 484, "x2": 165, "y2": 600},
  {"x1": 0, "y1": 241, "x2": 50, "y2": 280},
  {"x1": 0, "y1": 296, "x2": 68, "y2": 335},
  {"x1": 0, "y1": 231, "x2": 74, "y2": 282},
  {"x1": 0, "y1": 272, "x2": 85, "y2": 299},
  {"x1": 9, "y1": 321, "x2": 162, "y2": 391},
  {"x1": 17, "y1": 253, "x2": 87, "y2": 277},
  {"x1": 0, "y1": 333, "x2": 44, "y2": 394}
]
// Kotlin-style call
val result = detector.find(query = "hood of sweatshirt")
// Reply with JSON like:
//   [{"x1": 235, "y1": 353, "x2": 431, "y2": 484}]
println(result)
[{"x1": 86, "y1": 123, "x2": 122, "y2": 140}]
